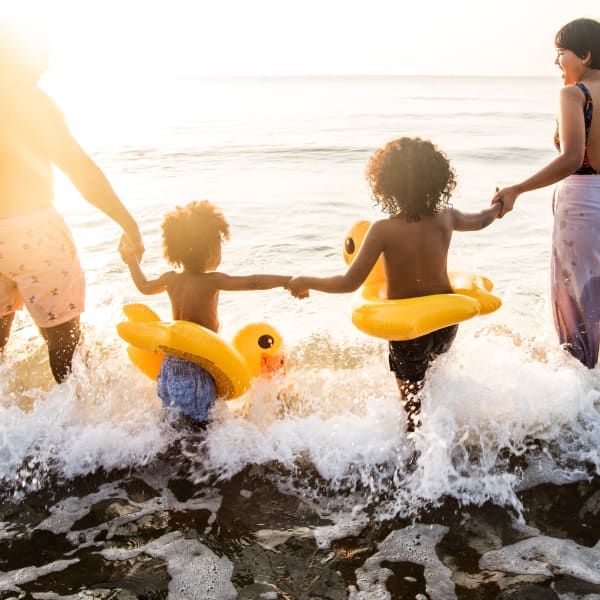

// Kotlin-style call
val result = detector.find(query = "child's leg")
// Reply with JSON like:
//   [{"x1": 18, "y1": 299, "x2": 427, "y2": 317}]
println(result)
[
  {"x1": 389, "y1": 325, "x2": 458, "y2": 433},
  {"x1": 396, "y1": 378, "x2": 424, "y2": 432}
]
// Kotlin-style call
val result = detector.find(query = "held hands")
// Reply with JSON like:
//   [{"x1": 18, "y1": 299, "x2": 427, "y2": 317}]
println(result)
[
  {"x1": 285, "y1": 276, "x2": 310, "y2": 299},
  {"x1": 491, "y1": 185, "x2": 520, "y2": 218},
  {"x1": 123, "y1": 227, "x2": 145, "y2": 261},
  {"x1": 118, "y1": 233, "x2": 138, "y2": 264}
]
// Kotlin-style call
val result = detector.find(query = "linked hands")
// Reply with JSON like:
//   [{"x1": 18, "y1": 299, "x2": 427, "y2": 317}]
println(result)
[
  {"x1": 121, "y1": 227, "x2": 145, "y2": 262},
  {"x1": 118, "y1": 233, "x2": 139, "y2": 264},
  {"x1": 285, "y1": 276, "x2": 310, "y2": 299},
  {"x1": 491, "y1": 185, "x2": 520, "y2": 218}
]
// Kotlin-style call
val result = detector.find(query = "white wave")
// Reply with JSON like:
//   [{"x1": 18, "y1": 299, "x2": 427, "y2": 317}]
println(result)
[{"x1": 1, "y1": 295, "x2": 598, "y2": 526}]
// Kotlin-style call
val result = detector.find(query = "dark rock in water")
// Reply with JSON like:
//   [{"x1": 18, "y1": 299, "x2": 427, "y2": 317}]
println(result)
[
  {"x1": 520, "y1": 480, "x2": 600, "y2": 547},
  {"x1": 0, "y1": 431, "x2": 599, "y2": 598},
  {"x1": 496, "y1": 583, "x2": 559, "y2": 599}
]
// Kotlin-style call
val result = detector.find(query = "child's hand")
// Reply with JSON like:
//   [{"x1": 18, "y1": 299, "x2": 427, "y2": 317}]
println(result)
[{"x1": 286, "y1": 276, "x2": 310, "y2": 299}]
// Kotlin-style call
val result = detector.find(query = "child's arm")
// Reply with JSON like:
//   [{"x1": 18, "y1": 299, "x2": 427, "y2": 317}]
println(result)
[
  {"x1": 451, "y1": 201, "x2": 503, "y2": 232},
  {"x1": 119, "y1": 234, "x2": 171, "y2": 295},
  {"x1": 287, "y1": 223, "x2": 384, "y2": 297},
  {"x1": 209, "y1": 273, "x2": 291, "y2": 292}
]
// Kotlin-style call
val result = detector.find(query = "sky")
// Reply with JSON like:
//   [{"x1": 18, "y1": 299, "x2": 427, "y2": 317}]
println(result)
[{"x1": 0, "y1": 0, "x2": 597, "y2": 78}]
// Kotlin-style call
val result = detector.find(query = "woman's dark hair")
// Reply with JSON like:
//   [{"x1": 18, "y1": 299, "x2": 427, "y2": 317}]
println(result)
[
  {"x1": 555, "y1": 18, "x2": 600, "y2": 69},
  {"x1": 365, "y1": 137, "x2": 456, "y2": 221}
]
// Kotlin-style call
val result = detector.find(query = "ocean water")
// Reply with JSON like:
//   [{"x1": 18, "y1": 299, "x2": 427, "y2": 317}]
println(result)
[{"x1": 1, "y1": 75, "x2": 599, "y2": 598}]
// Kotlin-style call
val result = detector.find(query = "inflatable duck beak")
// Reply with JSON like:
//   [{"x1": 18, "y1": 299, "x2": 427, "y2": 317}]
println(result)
[{"x1": 260, "y1": 352, "x2": 287, "y2": 377}]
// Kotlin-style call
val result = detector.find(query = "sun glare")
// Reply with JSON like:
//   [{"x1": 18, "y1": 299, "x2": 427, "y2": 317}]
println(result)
[{"x1": 1, "y1": 0, "x2": 594, "y2": 84}]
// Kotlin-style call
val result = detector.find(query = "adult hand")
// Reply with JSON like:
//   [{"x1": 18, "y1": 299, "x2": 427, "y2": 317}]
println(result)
[
  {"x1": 122, "y1": 227, "x2": 145, "y2": 261},
  {"x1": 118, "y1": 233, "x2": 137, "y2": 264},
  {"x1": 286, "y1": 276, "x2": 310, "y2": 299},
  {"x1": 492, "y1": 185, "x2": 520, "y2": 218}
]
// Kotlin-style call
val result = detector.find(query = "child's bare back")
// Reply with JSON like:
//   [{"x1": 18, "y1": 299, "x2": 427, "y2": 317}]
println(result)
[
  {"x1": 163, "y1": 271, "x2": 221, "y2": 331},
  {"x1": 371, "y1": 205, "x2": 501, "y2": 300}
]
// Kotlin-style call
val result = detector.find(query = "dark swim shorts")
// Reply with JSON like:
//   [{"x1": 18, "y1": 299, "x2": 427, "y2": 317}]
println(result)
[{"x1": 389, "y1": 325, "x2": 459, "y2": 382}]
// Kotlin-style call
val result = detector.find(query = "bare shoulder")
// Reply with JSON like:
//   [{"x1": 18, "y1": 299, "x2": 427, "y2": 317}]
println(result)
[
  {"x1": 369, "y1": 218, "x2": 390, "y2": 232},
  {"x1": 160, "y1": 270, "x2": 178, "y2": 282},
  {"x1": 370, "y1": 217, "x2": 403, "y2": 240},
  {"x1": 560, "y1": 84, "x2": 587, "y2": 106},
  {"x1": 158, "y1": 270, "x2": 182, "y2": 290},
  {"x1": 436, "y1": 206, "x2": 455, "y2": 220},
  {"x1": 430, "y1": 207, "x2": 455, "y2": 227}
]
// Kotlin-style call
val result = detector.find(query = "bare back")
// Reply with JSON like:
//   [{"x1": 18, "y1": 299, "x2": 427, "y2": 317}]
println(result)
[
  {"x1": 377, "y1": 212, "x2": 454, "y2": 299},
  {"x1": 164, "y1": 271, "x2": 221, "y2": 332}
]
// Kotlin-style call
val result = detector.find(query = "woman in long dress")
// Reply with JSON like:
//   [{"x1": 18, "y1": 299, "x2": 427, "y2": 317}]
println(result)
[{"x1": 493, "y1": 18, "x2": 600, "y2": 368}]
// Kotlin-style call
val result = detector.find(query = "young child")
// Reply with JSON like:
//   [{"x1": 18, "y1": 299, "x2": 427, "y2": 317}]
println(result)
[
  {"x1": 119, "y1": 200, "x2": 290, "y2": 425},
  {"x1": 286, "y1": 137, "x2": 503, "y2": 432}
]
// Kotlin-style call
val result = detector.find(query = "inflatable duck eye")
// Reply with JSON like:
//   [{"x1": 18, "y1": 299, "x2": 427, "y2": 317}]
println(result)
[
  {"x1": 258, "y1": 334, "x2": 275, "y2": 349},
  {"x1": 344, "y1": 236, "x2": 356, "y2": 256},
  {"x1": 342, "y1": 220, "x2": 370, "y2": 266}
]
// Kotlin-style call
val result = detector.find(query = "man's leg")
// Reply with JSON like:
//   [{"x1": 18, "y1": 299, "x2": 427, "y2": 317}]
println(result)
[
  {"x1": 40, "y1": 316, "x2": 81, "y2": 383},
  {"x1": 0, "y1": 312, "x2": 15, "y2": 353}
]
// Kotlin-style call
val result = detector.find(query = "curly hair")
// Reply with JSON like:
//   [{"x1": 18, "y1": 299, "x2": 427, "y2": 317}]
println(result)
[
  {"x1": 161, "y1": 200, "x2": 230, "y2": 271},
  {"x1": 365, "y1": 137, "x2": 456, "y2": 221}
]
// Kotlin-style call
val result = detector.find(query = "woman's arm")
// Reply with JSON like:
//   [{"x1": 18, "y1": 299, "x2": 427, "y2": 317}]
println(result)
[{"x1": 492, "y1": 85, "x2": 586, "y2": 216}]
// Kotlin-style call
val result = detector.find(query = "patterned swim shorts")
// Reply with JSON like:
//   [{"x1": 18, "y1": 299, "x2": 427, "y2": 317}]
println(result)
[
  {"x1": 157, "y1": 355, "x2": 216, "y2": 422},
  {"x1": 0, "y1": 207, "x2": 85, "y2": 328}
]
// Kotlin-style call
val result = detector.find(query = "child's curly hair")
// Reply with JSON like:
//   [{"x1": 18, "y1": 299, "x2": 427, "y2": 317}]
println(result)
[
  {"x1": 365, "y1": 137, "x2": 456, "y2": 221},
  {"x1": 161, "y1": 200, "x2": 230, "y2": 271}
]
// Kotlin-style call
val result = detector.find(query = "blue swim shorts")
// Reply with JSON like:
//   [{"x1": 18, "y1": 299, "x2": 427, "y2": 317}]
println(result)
[{"x1": 157, "y1": 355, "x2": 216, "y2": 422}]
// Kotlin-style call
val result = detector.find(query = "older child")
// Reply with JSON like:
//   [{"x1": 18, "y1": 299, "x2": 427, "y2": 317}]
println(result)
[
  {"x1": 286, "y1": 137, "x2": 503, "y2": 431},
  {"x1": 119, "y1": 200, "x2": 290, "y2": 424}
]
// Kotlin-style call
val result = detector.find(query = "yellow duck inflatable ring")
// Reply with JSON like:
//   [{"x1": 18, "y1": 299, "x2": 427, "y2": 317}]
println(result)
[
  {"x1": 117, "y1": 304, "x2": 286, "y2": 400},
  {"x1": 343, "y1": 220, "x2": 502, "y2": 341}
]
